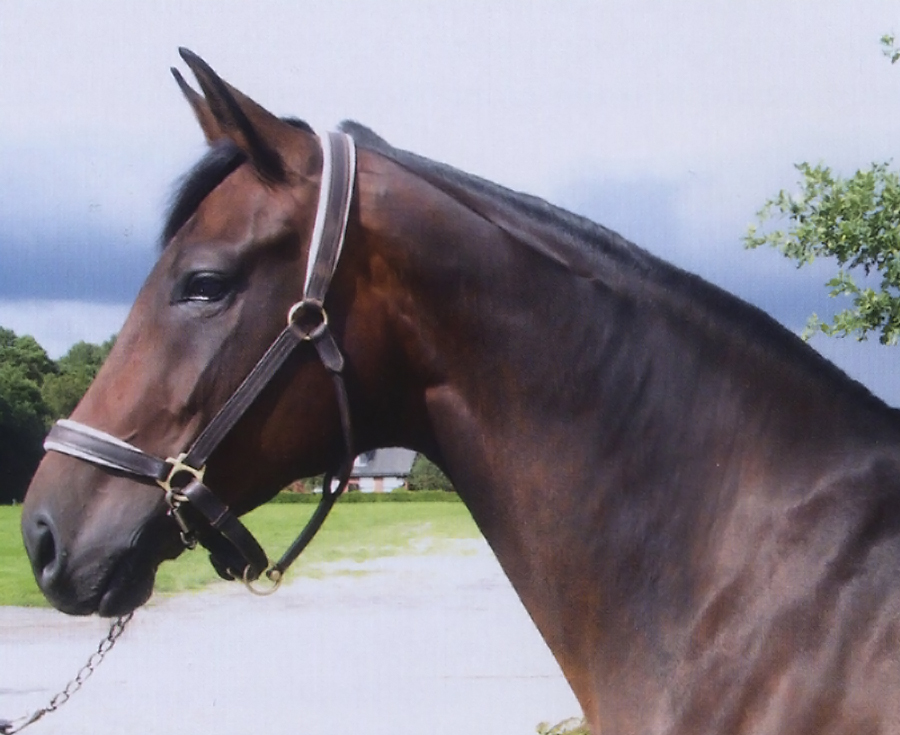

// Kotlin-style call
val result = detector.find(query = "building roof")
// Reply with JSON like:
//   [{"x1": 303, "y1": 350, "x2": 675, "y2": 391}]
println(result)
[{"x1": 351, "y1": 448, "x2": 417, "y2": 478}]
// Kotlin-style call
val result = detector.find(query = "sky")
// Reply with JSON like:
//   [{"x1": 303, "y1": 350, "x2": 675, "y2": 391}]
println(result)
[{"x1": 2, "y1": 1, "x2": 900, "y2": 401}]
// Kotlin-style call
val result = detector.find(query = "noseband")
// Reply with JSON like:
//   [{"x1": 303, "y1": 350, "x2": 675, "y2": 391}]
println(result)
[{"x1": 43, "y1": 131, "x2": 358, "y2": 592}]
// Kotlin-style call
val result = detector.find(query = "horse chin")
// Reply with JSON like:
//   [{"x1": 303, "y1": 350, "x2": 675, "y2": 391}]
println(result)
[
  {"x1": 46, "y1": 513, "x2": 185, "y2": 618},
  {"x1": 43, "y1": 549, "x2": 159, "y2": 618},
  {"x1": 94, "y1": 518, "x2": 185, "y2": 617},
  {"x1": 95, "y1": 557, "x2": 157, "y2": 617}
]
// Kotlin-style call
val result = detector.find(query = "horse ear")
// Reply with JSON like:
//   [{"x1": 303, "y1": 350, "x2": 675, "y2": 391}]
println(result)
[
  {"x1": 175, "y1": 48, "x2": 311, "y2": 182},
  {"x1": 171, "y1": 68, "x2": 223, "y2": 144}
]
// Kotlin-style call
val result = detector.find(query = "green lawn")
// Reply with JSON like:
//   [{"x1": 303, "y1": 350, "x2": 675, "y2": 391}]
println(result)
[
  {"x1": 0, "y1": 506, "x2": 46, "y2": 607},
  {"x1": 0, "y1": 500, "x2": 481, "y2": 607}
]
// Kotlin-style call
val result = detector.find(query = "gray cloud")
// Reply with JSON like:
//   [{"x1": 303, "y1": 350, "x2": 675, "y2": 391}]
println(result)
[
  {"x1": 0, "y1": 220, "x2": 154, "y2": 302},
  {"x1": 0, "y1": 137, "x2": 174, "y2": 303}
]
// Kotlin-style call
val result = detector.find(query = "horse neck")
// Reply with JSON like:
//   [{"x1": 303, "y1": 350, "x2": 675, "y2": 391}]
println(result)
[
  {"x1": 352, "y1": 152, "x2": 900, "y2": 722},
  {"x1": 357, "y1": 152, "x2": 866, "y2": 504}
]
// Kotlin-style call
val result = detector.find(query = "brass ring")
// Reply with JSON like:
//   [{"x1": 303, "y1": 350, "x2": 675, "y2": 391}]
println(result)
[
  {"x1": 241, "y1": 565, "x2": 282, "y2": 596},
  {"x1": 287, "y1": 299, "x2": 328, "y2": 340}
]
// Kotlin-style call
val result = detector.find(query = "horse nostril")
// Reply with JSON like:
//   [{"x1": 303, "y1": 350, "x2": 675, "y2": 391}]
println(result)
[{"x1": 23, "y1": 514, "x2": 64, "y2": 587}]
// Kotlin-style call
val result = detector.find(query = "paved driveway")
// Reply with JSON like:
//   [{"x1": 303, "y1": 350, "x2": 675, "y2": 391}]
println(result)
[{"x1": 1, "y1": 541, "x2": 580, "y2": 735}]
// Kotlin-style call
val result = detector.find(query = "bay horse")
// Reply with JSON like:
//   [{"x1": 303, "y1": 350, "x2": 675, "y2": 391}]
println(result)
[{"x1": 20, "y1": 50, "x2": 900, "y2": 734}]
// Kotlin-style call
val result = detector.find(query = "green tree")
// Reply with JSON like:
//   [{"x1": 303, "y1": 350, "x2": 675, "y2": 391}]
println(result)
[
  {"x1": 0, "y1": 328, "x2": 54, "y2": 384},
  {"x1": 745, "y1": 162, "x2": 900, "y2": 343},
  {"x1": 0, "y1": 329, "x2": 114, "y2": 503},
  {"x1": 0, "y1": 328, "x2": 54, "y2": 503},
  {"x1": 745, "y1": 35, "x2": 900, "y2": 345},
  {"x1": 41, "y1": 337, "x2": 115, "y2": 419},
  {"x1": 407, "y1": 454, "x2": 454, "y2": 492}
]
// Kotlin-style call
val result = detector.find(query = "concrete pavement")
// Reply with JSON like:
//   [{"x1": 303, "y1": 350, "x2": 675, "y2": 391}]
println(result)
[{"x1": 1, "y1": 540, "x2": 581, "y2": 735}]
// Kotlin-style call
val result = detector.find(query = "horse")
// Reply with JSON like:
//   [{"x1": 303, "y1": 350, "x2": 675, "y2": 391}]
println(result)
[{"x1": 20, "y1": 49, "x2": 900, "y2": 734}]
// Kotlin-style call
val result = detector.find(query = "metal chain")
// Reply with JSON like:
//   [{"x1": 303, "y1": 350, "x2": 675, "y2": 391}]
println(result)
[{"x1": 0, "y1": 613, "x2": 133, "y2": 735}]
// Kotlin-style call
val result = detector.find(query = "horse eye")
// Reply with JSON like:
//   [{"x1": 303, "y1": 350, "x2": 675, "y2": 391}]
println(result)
[{"x1": 181, "y1": 272, "x2": 232, "y2": 303}]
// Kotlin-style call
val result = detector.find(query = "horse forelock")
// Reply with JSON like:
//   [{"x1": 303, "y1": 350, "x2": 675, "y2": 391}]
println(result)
[
  {"x1": 162, "y1": 140, "x2": 247, "y2": 246},
  {"x1": 161, "y1": 117, "x2": 314, "y2": 248}
]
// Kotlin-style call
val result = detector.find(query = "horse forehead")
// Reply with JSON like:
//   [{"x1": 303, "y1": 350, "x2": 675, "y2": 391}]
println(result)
[{"x1": 187, "y1": 166, "x2": 306, "y2": 245}]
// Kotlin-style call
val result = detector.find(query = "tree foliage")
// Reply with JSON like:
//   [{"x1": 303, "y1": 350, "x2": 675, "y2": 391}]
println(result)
[
  {"x1": 0, "y1": 328, "x2": 113, "y2": 503},
  {"x1": 882, "y1": 33, "x2": 900, "y2": 64},
  {"x1": 41, "y1": 338, "x2": 114, "y2": 419},
  {"x1": 0, "y1": 328, "x2": 54, "y2": 503},
  {"x1": 0, "y1": 329, "x2": 54, "y2": 384},
  {"x1": 745, "y1": 162, "x2": 900, "y2": 344},
  {"x1": 407, "y1": 454, "x2": 454, "y2": 492},
  {"x1": 745, "y1": 35, "x2": 900, "y2": 345}
]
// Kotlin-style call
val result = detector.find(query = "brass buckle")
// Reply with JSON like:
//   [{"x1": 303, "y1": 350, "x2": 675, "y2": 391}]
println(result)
[
  {"x1": 157, "y1": 454, "x2": 205, "y2": 550},
  {"x1": 158, "y1": 453, "x2": 206, "y2": 496},
  {"x1": 157, "y1": 453, "x2": 206, "y2": 503}
]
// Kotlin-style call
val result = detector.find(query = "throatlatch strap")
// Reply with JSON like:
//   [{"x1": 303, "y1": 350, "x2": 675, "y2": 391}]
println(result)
[{"x1": 268, "y1": 369, "x2": 355, "y2": 580}]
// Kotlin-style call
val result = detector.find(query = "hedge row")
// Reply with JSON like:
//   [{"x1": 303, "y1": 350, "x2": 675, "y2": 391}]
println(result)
[{"x1": 271, "y1": 489, "x2": 461, "y2": 504}]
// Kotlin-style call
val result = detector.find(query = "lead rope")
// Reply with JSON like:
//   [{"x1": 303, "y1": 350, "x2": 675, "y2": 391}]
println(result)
[{"x1": 0, "y1": 613, "x2": 133, "y2": 734}]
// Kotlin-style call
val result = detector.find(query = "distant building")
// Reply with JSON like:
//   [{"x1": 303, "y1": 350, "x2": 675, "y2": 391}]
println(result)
[{"x1": 350, "y1": 448, "x2": 417, "y2": 493}]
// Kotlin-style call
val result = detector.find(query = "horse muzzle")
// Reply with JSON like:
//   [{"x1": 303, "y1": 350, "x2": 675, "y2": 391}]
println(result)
[{"x1": 21, "y1": 459, "x2": 183, "y2": 616}]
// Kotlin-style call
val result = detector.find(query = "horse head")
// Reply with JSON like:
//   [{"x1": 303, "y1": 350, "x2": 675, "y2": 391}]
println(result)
[{"x1": 21, "y1": 50, "x2": 417, "y2": 616}]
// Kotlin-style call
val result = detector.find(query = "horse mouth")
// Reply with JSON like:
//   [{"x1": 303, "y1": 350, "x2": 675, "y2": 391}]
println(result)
[
  {"x1": 95, "y1": 516, "x2": 185, "y2": 617},
  {"x1": 95, "y1": 552, "x2": 158, "y2": 617},
  {"x1": 31, "y1": 508, "x2": 185, "y2": 618},
  {"x1": 41, "y1": 549, "x2": 159, "y2": 618}
]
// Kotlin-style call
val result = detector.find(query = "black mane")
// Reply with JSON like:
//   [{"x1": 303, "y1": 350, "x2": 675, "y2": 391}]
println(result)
[
  {"x1": 337, "y1": 120, "x2": 894, "y2": 415},
  {"x1": 337, "y1": 121, "x2": 658, "y2": 275}
]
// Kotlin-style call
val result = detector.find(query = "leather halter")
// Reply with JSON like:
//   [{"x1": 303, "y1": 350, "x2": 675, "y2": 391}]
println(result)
[{"x1": 43, "y1": 131, "x2": 357, "y2": 591}]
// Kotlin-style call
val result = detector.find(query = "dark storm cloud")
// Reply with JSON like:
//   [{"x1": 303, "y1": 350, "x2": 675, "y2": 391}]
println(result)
[
  {"x1": 0, "y1": 138, "x2": 172, "y2": 304},
  {"x1": 0, "y1": 224, "x2": 155, "y2": 302}
]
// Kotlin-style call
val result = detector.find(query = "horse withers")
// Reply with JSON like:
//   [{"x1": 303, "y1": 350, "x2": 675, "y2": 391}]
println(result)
[{"x1": 21, "y1": 51, "x2": 900, "y2": 734}]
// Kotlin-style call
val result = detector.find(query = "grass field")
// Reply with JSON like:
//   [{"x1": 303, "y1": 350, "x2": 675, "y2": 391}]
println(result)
[{"x1": 0, "y1": 500, "x2": 481, "y2": 607}]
